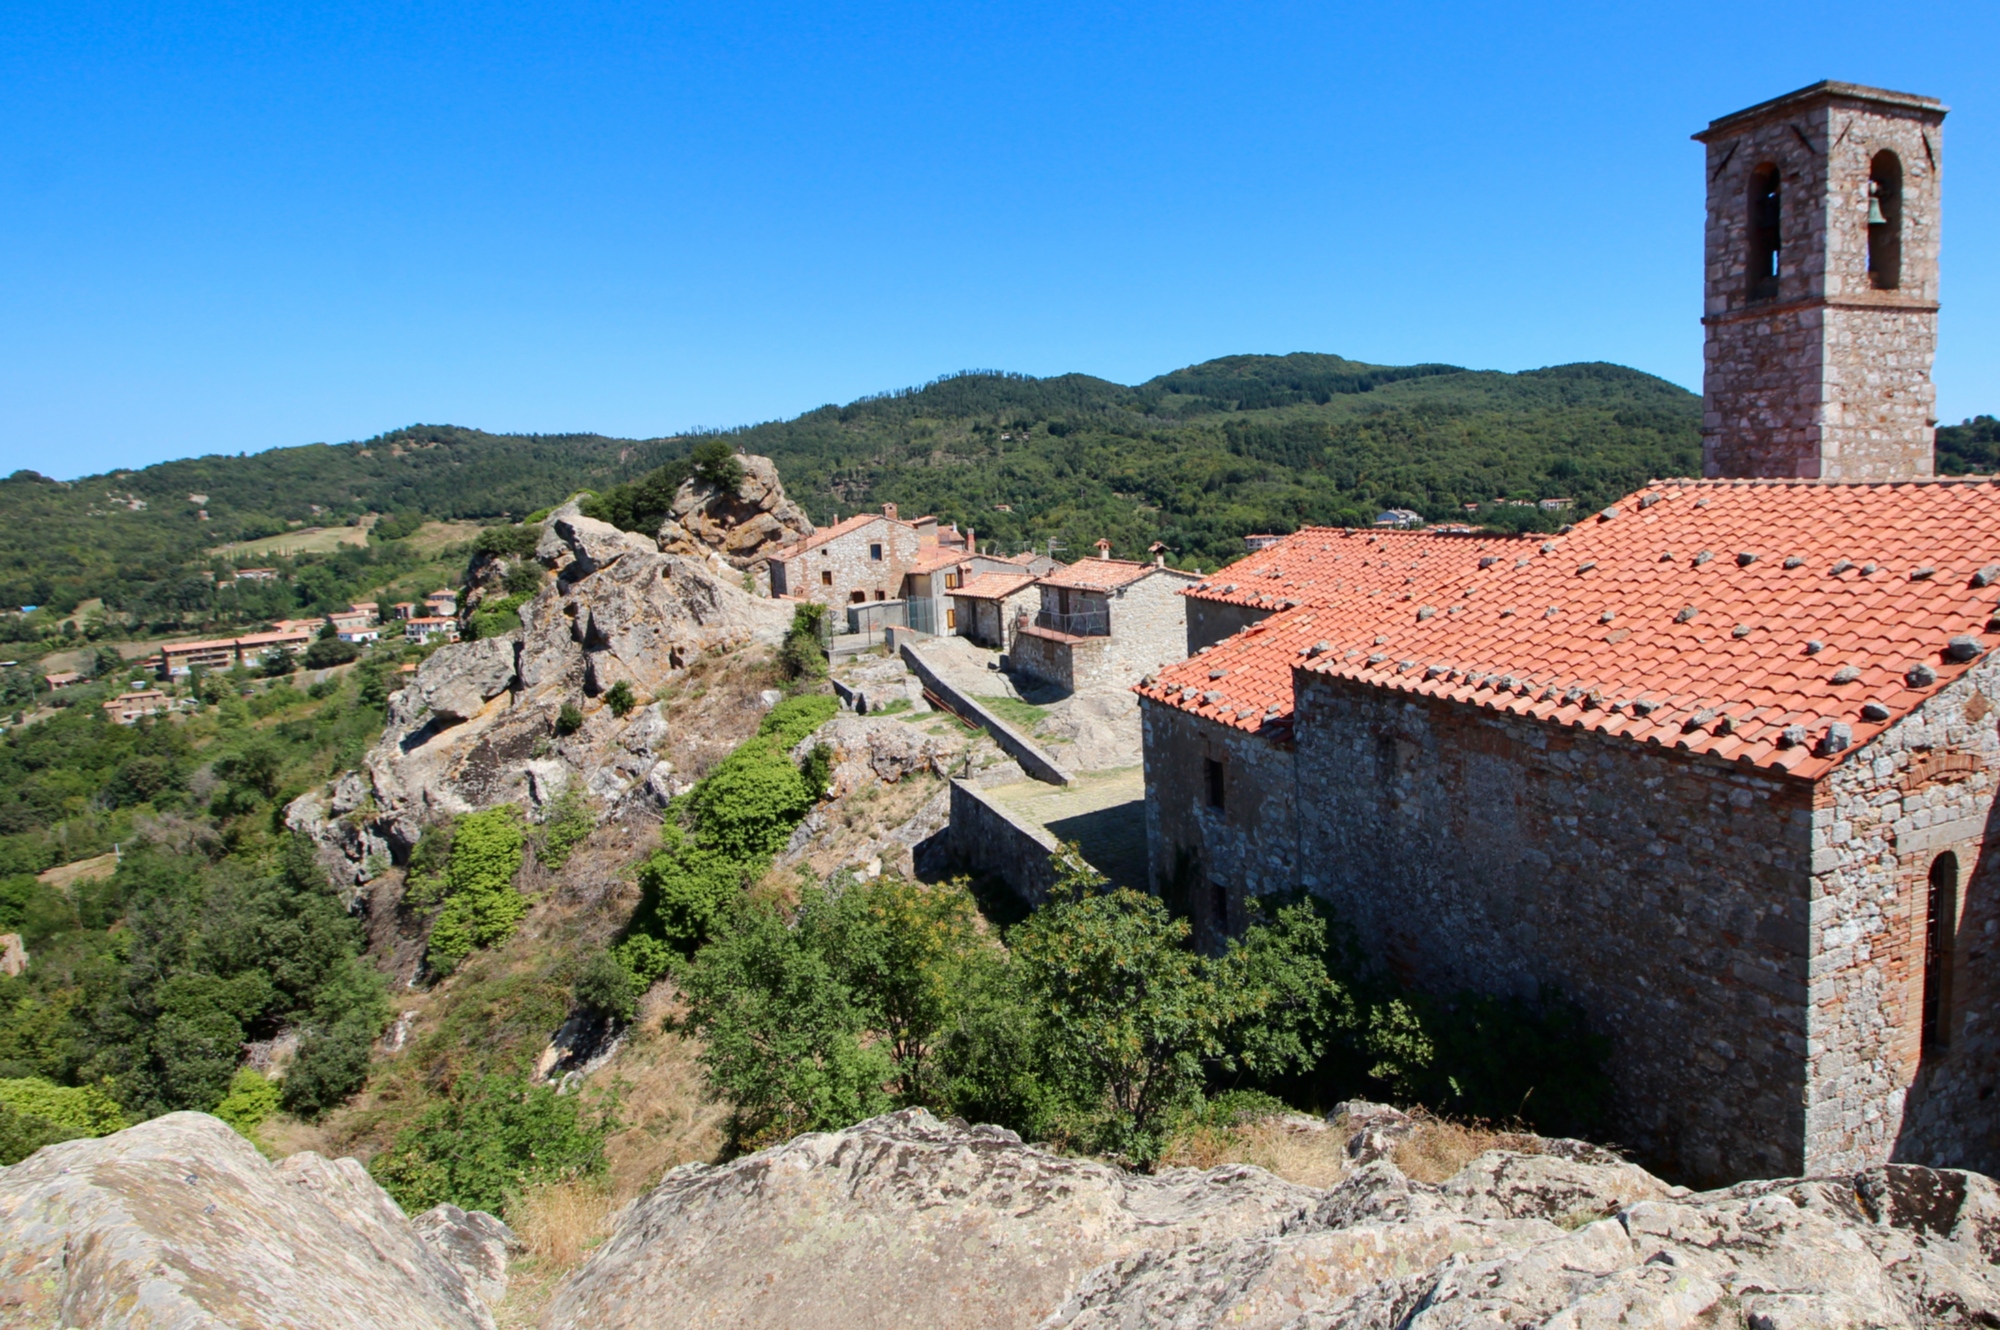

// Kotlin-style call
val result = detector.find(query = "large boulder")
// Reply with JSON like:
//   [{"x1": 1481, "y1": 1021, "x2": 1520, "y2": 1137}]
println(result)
[
  {"x1": 0, "y1": 1112, "x2": 498, "y2": 1329},
  {"x1": 543, "y1": 1108, "x2": 1320, "y2": 1330},
  {"x1": 657, "y1": 453, "x2": 813, "y2": 575},
  {"x1": 540, "y1": 1109, "x2": 2000, "y2": 1330}
]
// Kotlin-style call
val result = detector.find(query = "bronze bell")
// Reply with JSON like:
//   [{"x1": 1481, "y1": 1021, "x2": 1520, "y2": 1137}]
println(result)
[{"x1": 1867, "y1": 181, "x2": 1888, "y2": 226}]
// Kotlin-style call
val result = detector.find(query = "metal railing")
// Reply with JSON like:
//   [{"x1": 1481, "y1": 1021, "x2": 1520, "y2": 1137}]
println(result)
[{"x1": 1033, "y1": 608, "x2": 1109, "y2": 637}]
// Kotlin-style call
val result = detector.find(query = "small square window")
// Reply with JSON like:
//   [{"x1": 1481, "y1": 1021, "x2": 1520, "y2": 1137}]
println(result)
[
  {"x1": 1204, "y1": 758, "x2": 1226, "y2": 810},
  {"x1": 821, "y1": 570, "x2": 833, "y2": 586},
  {"x1": 870, "y1": 543, "x2": 883, "y2": 561},
  {"x1": 874, "y1": 590, "x2": 886, "y2": 601}
]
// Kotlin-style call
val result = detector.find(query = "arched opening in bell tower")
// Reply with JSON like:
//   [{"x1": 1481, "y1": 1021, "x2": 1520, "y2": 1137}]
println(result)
[
  {"x1": 1868, "y1": 150, "x2": 1903, "y2": 290},
  {"x1": 1746, "y1": 164, "x2": 1782, "y2": 301}
]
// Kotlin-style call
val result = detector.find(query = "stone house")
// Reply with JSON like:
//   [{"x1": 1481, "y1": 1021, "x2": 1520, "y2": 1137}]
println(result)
[
  {"x1": 1138, "y1": 83, "x2": 1994, "y2": 1186},
  {"x1": 947, "y1": 571, "x2": 1039, "y2": 649},
  {"x1": 1012, "y1": 553, "x2": 1202, "y2": 694}
]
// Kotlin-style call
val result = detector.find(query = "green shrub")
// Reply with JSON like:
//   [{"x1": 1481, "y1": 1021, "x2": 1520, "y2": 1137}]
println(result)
[
  {"x1": 503, "y1": 560, "x2": 544, "y2": 596},
  {"x1": 301, "y1": 636, "x2": 360, "y2": 670},
  {"x1": 0, "y1": 1076, "x2": 127, "y2": 1135},
  {"x1": 685, "y1": 742, "x2": 816, "y2": 861},
  {"x1": 368, "y1": 1074, "x2": 608, "y2": 1214},
  {"x1": 555, "y1": 703, "x2": 583, "y2": 736},
  {"x1": 757, "y1": 693, "x2": 837, "y2": 747},
  {"x1": 213, "y1": 1067, "x2": 281, "y2": 1139},
  {"x1": 574, "y1": 952, "x2": 637, "y2": 1022},
  {"x1": 472, "y1": 524, "x2": 541, "y2": 559},
  {"x1": 534, "y1": 787, "x2": 595, "y2": 871},
  {"x1": 604, "y1": 680, "x2": 636, "y2": 718},
  {"x1": 424, "y1": 807, "x2": 528, "y2": 975},
  {"x1": 690, "y1": 439, "x2": 746, "y2": 491},
  {"x1": 779, "y1": 604, "x2": 828, "y2": 682},
  {"x1": 281, "y1": 959, "x2": 392, "y2": 1119},
  {"x1": 620, "y1": 826, "x2": 747, "y2": 960}
]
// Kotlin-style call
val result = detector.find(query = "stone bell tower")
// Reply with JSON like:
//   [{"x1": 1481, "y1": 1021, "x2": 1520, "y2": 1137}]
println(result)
[{"x1": 1695, "y1": 82, "x2": 1946, "y2": 480}]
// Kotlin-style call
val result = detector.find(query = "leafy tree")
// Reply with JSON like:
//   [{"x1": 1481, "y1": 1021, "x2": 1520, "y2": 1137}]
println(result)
[
  {"x1": 301, "y1": 636, "x2": 360, "y2": 669},
  {"x1": 0, "y1": 1077, "x2": 126, "y2": 1164},
  {"x1": 604, "y1": 680, "x2": 636, "y2": 718},
  {"x1": 681, "y1": 892, "x2": 893, "y2": 1150},
  {"x1": 690, "y1": 439, "x2": 747, "y2": 491},
  {"x1": 282, "y1": 958, "x2": 391, "y2": 1119},
  {"x1": 779, "y1": 603, "x2": 828, "y2": 682},
  {"x1": 503, "y1": 560, "x2": 544, "y2": 596}
]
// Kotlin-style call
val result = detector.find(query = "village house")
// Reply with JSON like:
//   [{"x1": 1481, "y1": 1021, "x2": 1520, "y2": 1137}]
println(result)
[
  {"x1": 233, "y1": 567, "x2": 279, "y2": 582},
  {"x1": 391, "y1": 601, "x2": 418, "y2": 620},
  {"x1": 42, "y1": 671, "x2": 84, "y2": 691},
  {"x1": 767, "y1": 503, "x2": 1055, "y2": 634},
  {"x1": 1010, "y1": 543, "x2": 1202, "y2": 693},
  {"x1": 102, "y1": 690, "x2": 170, "y2": 724},
  {"x1": 947, "y1": 571, "x2": 1040, "y2": 650},
  {"x1": 424, "y1": 589, "x2": 458, "y2": 617},
  {"x1": 1137, "y1": 83, "x2": 1988, "y2": 1185},
  {"x1": 155, "y1": 627, "x2": 315, "y2": 679},
  {"x1": 405, "y1": 616, "x2": 459, "y2": 644}
]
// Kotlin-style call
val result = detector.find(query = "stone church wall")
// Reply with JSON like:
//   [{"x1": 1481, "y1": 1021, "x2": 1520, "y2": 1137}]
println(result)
[
  {"x1": 1809, "y1": 649, "x2": 2000, "y2": 1176},
  {"x1": 1290, "y1": 671, "x2": 1815, "y2": 1183}
]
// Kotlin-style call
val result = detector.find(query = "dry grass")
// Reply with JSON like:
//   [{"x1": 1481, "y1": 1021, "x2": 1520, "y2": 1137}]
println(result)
[
  {"x1": 1390, "y1": 1112, "x2": 1543, "y2": 1185},
  {"x1": 599, "y1": 985, "x2": 730, "y2": 1201},
  {"x1": 209, "y1": 524, "x2": 371, "y2": 559},
  {"x1": 37, "y1": 852, "x2": 120, "y2": 890},
  {"x1": 1161, "y1": 1115, "x2": 1354, "y2": 1189},
  {"x1": 510, "y1": 1177, "x2": 616, "y2": 1268}
]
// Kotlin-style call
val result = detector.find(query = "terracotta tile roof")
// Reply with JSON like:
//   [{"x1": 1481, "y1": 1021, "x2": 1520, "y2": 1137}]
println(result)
[
  {"x1": 910, "y1": 546, "x2": 977, "y2": 575},
  {"x1": 1182, "y1": 527, "x2": 1528, "y2": 612},
  {"x1": 950, "y1": 572, "x2": 1037, "y2": 600},
  {"x1": 786, "y1": 513, "x2": 883, "y2": 557},
  {"x1": 1039, "y1": 558, "x2": 1165, "y2": 591},
  {"x1": 1141, "y1": 479, "x2": 2000, "y2": 779}
]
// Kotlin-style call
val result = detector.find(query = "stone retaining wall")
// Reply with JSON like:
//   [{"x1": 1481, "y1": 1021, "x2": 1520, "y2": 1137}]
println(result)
[{"x1": 947, "y1": 779, "x2": 1059, "y2": 905}]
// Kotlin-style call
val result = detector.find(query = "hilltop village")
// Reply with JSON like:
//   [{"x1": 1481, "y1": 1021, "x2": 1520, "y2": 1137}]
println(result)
[{"x1": 9, "y1": 79, "x2": 2000, "y2": 1330}]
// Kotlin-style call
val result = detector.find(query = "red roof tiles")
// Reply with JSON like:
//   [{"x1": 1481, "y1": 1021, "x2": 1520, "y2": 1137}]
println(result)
[
  {"x1": 950, "y1": 572, "x2": 1037, "y2": 600},
  {"x1": 1182, "y1": 527, "x2": 1526, "y2": 612},
  {"x1": 1139, "y1": 480, "x2": 2000, "y2": 779},
  {"x1": 1039, "y1": 558, "x2": 1160, "y2": 591},
  {"x1": 787, "y1": 513, "x2": 884, "y2": 557}
]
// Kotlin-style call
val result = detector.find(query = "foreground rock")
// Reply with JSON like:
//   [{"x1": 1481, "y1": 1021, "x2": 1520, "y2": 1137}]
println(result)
[
  {"x1": 544, "y1": 1108, "x2": 1320, "y2": 1330},
  {"x1": 544, "y1": 1108, "x2": 2000, "y2": 1330},
  {"x1": 0, "y1": 1112, "x2": 499, "y2": 1329}
]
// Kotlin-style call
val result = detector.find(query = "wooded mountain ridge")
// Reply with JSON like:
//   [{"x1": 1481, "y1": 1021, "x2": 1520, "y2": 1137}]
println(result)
[{"x1": 6, "y1": 352, "x2": 1991, "y2": 617}]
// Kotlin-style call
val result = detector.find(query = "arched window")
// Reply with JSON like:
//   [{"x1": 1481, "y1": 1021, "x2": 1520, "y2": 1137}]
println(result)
[
  {"x1": 1746, "y1": 165, "x2": 1782, "y2": 301},
  {"x1": 1868, "y1": 150, "x2": 1903, "y2": 291},
  {"x1": 1923, "y1": 851, "x2": 1958, "y2": 1053}
]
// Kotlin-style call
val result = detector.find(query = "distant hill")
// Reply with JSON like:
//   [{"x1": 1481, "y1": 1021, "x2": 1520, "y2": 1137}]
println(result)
[{"x1": 0, "y1": 353, "x2": 1734, "y2": 622}]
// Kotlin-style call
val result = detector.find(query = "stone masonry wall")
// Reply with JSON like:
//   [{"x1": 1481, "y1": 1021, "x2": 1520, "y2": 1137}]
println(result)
[
  {"x1": 1104, "y1": 571, "x2": 1199, "y2": 688},
  {"x1": 1807, "y1": 650, "x2": 2000, "y2": 1175},
  {"x1": 1140, "y1": 698, "x2": 1298, "y2": 952},
  {"x1": 1291, "y1": 671, "x2": 1815, "y2": 1183},
  {"x1": 772, "y1": 517, "x2": 922, "y2": 612},
  {"x1": 1010, "y1": 627, "x2": 1078, "y2": 692},
  {"x1": 1700, "y1": 91, "x2": 1943, "y2": 479},
  {"x1": 1185, "y1": 598, "x2": 1271, "y2": 655}
]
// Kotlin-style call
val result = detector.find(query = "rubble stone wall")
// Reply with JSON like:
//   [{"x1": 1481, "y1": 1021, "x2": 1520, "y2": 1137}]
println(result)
[
  {"x1": 771, "y1": 517, "x2": 921, "y2": 612},
  {"x1": 1811, "y1": 650, "x2": 2000, "y2": 1176},
  {"x1": 1185, "y1": 598, "x2": 1271, "y2": 655},
  {"x1": 1291, "y1": 671, "x2": 1815, "y2": 1183},
  {"x1": 1103, "y1": 571, "x2": 1198, "y2": 687},
  {"x1": 1140, "y1": 698, "x2": 1298, "y2": 951}
]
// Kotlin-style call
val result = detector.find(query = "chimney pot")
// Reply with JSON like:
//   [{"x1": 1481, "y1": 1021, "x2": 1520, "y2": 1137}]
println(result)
[{"x1": 883, "y1": 502, "x2": 898, "y2": 521}]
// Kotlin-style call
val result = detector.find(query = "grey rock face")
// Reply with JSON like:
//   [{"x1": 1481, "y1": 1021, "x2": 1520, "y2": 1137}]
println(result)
[
  {"x1": 541, "y1": 1108, "x2": 2000, "y2": 1330},
  {"x1": 412, "y1": 1203, "x2": 520, "y2": 1309},
  {"x1": 418, "y1": 636, "x2": 520, "y2": 724},
  {"x1": 543, "y1": 1108, "x2": 1321, "y2": 1330},
  {"x1": 656, "y1": 453, "x2": 814, "y2": 574},
  {"x1": 0, "y1": 1112, "x2": 496, "y2": 1329}
]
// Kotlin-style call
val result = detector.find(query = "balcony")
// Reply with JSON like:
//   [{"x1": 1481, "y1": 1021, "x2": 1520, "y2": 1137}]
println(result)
[{"x1": 1034, "y1": 608, "x2": 1109, "y2": 637}]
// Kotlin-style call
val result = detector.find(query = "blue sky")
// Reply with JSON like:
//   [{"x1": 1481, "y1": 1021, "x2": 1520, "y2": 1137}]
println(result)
[{"x1": 2, "y1": 1, "x2": 1996, "y2": 479}]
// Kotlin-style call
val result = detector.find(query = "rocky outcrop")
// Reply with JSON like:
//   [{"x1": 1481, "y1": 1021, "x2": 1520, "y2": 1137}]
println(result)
[
  {"x1": 0, "y1": 1112, "x2": 499, "y2": 1329},
  {"x1": 412, "y1": 1203, "x2": 520, "y2": 1309},
  {"x1": 542, "y1": 1108, "x2": 2000, "y2": 1330},
  {"x1": 290, "y1": 497, "x2": 793, "y2": 872},
  {"x1": 543, "y1": 1108, "x2": 1320, "y2": 1330},
  {"x1": 656, "y1": 453, "x2": 813, "y2": 579},
  {"x1": 789, "y1": 712, "x2": 965, "y2": 799}
]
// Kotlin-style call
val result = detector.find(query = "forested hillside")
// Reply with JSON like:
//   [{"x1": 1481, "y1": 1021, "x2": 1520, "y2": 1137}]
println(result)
[{"x1": 10, "y1": 353, "x2": 1991, "y2": 637}]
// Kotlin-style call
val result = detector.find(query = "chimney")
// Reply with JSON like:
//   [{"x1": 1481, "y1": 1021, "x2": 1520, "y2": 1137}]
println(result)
[
  {"x1": 965, "y1": 527, "x2": 974, "y2": 552},
  {"x1": 883, "y1": 502, "x2": 898, "y2": 522},
  {"x1": 1096, "y1": 539, "x2": 1112, "y2": 560}
]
